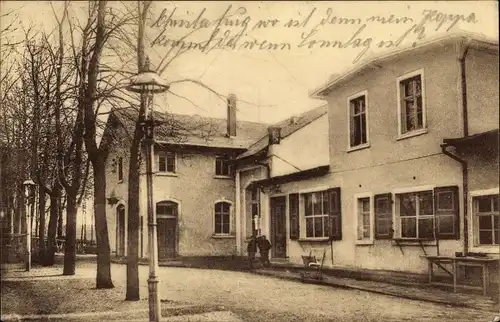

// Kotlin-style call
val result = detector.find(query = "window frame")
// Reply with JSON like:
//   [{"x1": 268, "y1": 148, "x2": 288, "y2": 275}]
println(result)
[
  {"x1": 470, "y1": 188, "x2": 500, "y2": 252},
  {"x1": 213, "y1": 200, "x2": 233, "y2": 237},
  {"x1": 117, "y1": 157, "x2": 123, "y2": 182},
  {"x1": 346, "y1": 90, "x2": 370, "y2": 152},
  {"x1": 396, "y1": 69, "x2": 427, "y2": 140},
  {"x1": 156, "y1": 200, "x2": 178, "y2": 218},
  {"x1": 354, "y1": 193, "x2": 374, "y2": 245},
  {"x1": 301, "y1": 190, "x2": 330, "y2": 240},
  {"x1": 157, "y1": 151, "x2": 176, "y2": 174},
  {"x1": 396, "y1": 190, "x2": 434, "y2": 240},
  {"x1": 214, "y1": 155, "x2": 232, "y2": 178}
]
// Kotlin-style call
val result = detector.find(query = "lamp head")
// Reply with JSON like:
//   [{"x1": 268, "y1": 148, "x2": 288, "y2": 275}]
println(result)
[
  {"x1": 126, "y1": 57, "x2": 169, "y2": 94},
  {"x1": 23, "y1": 179, "x2": 36, "y2": 198}
]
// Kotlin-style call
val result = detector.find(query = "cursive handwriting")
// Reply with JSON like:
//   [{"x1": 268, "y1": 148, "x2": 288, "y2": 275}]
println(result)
[{"x1": 149, "y1": 5, "x2": 478, "y2": 63}]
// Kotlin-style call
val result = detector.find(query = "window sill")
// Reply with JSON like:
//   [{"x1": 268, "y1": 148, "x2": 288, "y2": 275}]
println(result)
[
  {"x1": 347, "y1": 143, "x2": 370, "y2": 153},
  {"x1": 298, "y1": 238, "x2": 330, "y2": 243},
  {"x1": 211, "y1": 234, "x2": 235, "y2": 239},
  {"x1": 117, "y1": 180, "x2": 123, "y2": 184},
  {"x1": 469, "y1": 245, "x2": 500, "y2": 254},
  {"x1": 392, "y1": 238, "x2": 436, "y2": 246},
  {"x1": 213, "y1": 175, "x2": 232, "y2": 180},
  {"x1": 356, "y1": 240, "x2": 374, "y2": 246},
  {"x1": 396, "y1": 128, "x2": 428, "y2": 141},
  {"x1": 156, "y1": 172, "x2": 178, "y2": 177}
]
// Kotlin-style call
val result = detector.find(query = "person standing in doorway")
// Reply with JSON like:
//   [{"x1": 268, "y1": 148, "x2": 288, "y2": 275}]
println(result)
[
  {"x1": 247, "y1": 236, "x2": 257, "y2": 270},
  {"x1": 257, "y1": 235, "x2": 271, "y2": 267}
]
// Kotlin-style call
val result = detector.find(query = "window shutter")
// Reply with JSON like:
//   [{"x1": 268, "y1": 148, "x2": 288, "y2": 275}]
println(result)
[
  {"x1": 374, "y1": 193, "x2": 393, "y2": 239},
  {"x1": 349, "y1": 103, "x2": 355, "y2": 147},
  {"x1": 434, "y1": 186, "x2": 459, "y2": 240},
  {"x1": 400, "y1": 83, "x2": 407, "y2": 134},
  {"x1": 327, "y1": 188, "x2": 342, "y2": 240},
  {"x1": 289, "y1": 193, "x2": 299, "y2": 240}
]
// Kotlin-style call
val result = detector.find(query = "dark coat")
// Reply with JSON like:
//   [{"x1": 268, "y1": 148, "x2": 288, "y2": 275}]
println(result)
[
  {"x1": 247, "y1": 239, "x2": 257, "y2": 253},
  {"x1": 257, "y1": 238, "x2": 271, "y2": 252}
]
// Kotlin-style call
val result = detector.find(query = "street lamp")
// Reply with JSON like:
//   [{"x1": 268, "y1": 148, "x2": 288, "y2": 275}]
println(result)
[
  {"x1": 23, "y1": 179, "x2": 36, "y2": 271},
  {"x1": 127, "y1": 57, "x2": 169, "y2": 322}
]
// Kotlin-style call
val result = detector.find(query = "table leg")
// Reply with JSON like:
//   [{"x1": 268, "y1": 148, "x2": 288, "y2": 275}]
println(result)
[
  {"x1": 428, "y1": 260, "x2": 433, "y2": 283},
  {"x1": 483, "y1": 263, "x2": 489, "y2": 296},
  {"x1": 453, "y1": 260, "x2": 457, "y2": 293}
]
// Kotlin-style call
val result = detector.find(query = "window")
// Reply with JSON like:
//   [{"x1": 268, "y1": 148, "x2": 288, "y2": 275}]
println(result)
[
  {"x1": 473, "y1": 194, "x2": 500, "y2": 245},
  {"x1": 156, "y1": 201, "x2": 178, "y2": 217},
  {"x1": 304, "y1": 191, "x2": 329, "y2": 238},
  {"x1": 158, "y1": 152, "x2": 175, "y2": 173},
  {"x1": 397, "y1": 191, "x2": 434, "y2": 239},
  {"x1": 348, "y1": 93, "x2": 368, "y2": 148},
  {"x1": 398, "y1": 70, "x2": 425, "y2": 135},
  {"x1": 394, "y1": 186, "x2": 459, "y2": 240},
  {"x1": 117, "y1": 157, "x2": 123, "y2": 181},
  {"x1": 215, "y1": 155, "x2": 231, "y2": 176},
  {"x1": 214, "y1": 202, "x2": 231, "y2": 235},
  {"x1": 357, "y1": 197, "x2": 372, "y2": 241}
]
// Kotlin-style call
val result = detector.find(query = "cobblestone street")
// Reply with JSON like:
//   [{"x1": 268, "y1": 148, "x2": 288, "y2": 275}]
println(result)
[{"x1": 108, "y1": 263, "x2": 497, "y2": 322}]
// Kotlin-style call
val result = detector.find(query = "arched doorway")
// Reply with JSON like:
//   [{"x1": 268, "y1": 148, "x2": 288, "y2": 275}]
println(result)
[
  {"x1": 156, "y1": 201, "x2": 178, "y2": 259},
  {"x1": 116, "y1": 204, "x2": 126, "y2": 257}
]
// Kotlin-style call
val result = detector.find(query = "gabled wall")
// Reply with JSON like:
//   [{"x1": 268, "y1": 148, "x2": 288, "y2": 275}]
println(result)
[
  {"x1": 139, "y1": 147, "x2": 238, "y2": 257},
  {"x1": 270, "y1": 114, "x2": 329, "y2": 177},
  {"x1": 465, "y1": 48, "x2": 499, "y2": 135}
]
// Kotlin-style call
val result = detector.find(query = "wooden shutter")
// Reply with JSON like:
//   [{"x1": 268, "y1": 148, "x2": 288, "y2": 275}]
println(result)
[
  {"x1": 434, "y1": 186, "x2": 459, "y2": 240},
  {"x1": 289, "y1": 193, "x2": 299, "y2": 240},
  {"x1": 374, "y1": 193, "x2": 393, "y2": 239},
  {"x1": 327, "y1": 188, "x2": 342, "y2": 240}
]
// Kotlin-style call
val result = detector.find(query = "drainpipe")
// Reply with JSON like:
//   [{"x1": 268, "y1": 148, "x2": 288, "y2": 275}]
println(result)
[
  {"x1": 459, "y1": 42, "x2": 470, "y2": 137},
  {"x1": 440, "y1": 38, "x2": 471, "y2": 255},
  {"x1": 235, "y1": 169, "x2": 241, "y2": 255}
]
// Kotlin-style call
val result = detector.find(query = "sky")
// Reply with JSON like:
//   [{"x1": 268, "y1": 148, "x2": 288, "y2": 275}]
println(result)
[{"x1": 1, "y1": 1, "x2": 499, "y2": 124}]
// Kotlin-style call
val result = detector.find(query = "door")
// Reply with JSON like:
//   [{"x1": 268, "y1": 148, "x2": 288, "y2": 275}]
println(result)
[
  {"x1": 116, "y1": 205, "x2": 125, "y2": 257},
  {"x1": 270, "y1": 196, "x2": 287, "y2": 258},
  {"x1": 157, "y1": 217, "x2": 177, "y2": 259}
]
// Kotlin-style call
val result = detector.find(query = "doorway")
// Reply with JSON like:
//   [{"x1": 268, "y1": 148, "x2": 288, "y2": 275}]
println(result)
[
  {"x1": 270, "y1": 196, "x2": 287, "y2": 259},
  {"x1": 156, "y1": 201, "x2": 178, "y2": 260},
  {"x1": 116, "y1": 205, "x2": 125, "y2": 257}
]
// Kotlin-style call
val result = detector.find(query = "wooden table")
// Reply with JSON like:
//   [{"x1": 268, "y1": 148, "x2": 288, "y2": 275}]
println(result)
[{"x1": 423, "y1": 255, "x2": 498, "y2": 296}]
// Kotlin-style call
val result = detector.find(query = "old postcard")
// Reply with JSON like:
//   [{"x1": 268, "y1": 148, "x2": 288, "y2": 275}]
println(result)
[{"x1": 1, "y1": 1, "x2": 499, "y2": 321}]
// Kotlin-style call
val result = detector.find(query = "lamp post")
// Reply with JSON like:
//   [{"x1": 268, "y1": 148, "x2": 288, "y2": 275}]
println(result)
[
  {"x1": 23, "y1": 179, "x2": 36, "y2": 271},
  {"x1": 127, "y1": 58, "x2": 169, "y2": 322}
]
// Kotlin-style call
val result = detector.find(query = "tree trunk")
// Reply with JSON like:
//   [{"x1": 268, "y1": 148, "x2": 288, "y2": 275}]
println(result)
[
  {"x1": 45, "y1": 187, "x2": 60, "y2": 266},
  {"x1": 57, "y1": 195, "x2": 64, "y2": 238},
  {"x1": 63, "y1": 194, "x2": 77, "y2": 275},
  {"x1": 94, "y1": 159, "x2": 114, "y2": 288},
  {"x1": 126, "y1": 136, "x2": 141, "y2": 300},
  {"x1": 38, "y1": 189, "x2": 46, "y2": 264}
]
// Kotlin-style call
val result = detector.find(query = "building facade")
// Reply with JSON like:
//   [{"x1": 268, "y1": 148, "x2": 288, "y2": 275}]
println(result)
[
  {"x1": 239, "y1": 33, "x2": 499, "y2": 286},
  {"x1": 102, "y1": 95, "x2": 268, "y2": 259}
]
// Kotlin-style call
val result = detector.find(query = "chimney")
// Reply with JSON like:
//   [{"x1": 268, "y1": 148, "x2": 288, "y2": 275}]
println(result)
[
  {"x1": 227, "y1": 94, "x2": 237, "y2": 137},
  {"x1": 268, "y1": 126, "x2": 281, "y2": 145}
]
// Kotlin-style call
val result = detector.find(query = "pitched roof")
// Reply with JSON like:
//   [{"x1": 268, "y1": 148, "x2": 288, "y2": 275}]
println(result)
[
  {"x1": 110, "y1": 107, "x2": 269, "y2": 150},
  {"x1": 236, "y1": 104, "x2": 328, "y2": 160},
  {"x1": 310, "y1": 30, "x2": 499, "y2": 98}
]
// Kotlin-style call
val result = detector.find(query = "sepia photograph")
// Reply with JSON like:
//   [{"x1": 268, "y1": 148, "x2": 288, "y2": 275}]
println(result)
[{"x1": 0, "y1": 1, "x2": 499, "y2": 321}]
